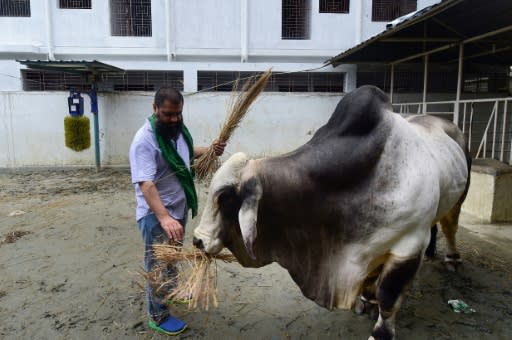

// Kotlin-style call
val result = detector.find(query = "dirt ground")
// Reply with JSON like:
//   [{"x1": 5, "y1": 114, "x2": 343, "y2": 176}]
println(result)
[{"x1": 1, "y1": 168, "x2": 511, "y2": 340}]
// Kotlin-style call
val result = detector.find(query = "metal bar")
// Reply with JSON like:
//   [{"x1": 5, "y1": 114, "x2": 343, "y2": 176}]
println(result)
[
  {"x1": 462, "y1": 102, "x2": 467, "y2": 133},
  {"x1": 392, "y1": 42, "x2": 458, "y2": 65},
  {"x1": 476, "y1": 102, "x2": 497, "y2": 159},
  {"x1": 382, "y1": 38, "x2": 459, "y2": 43},
  {"x1": 390, "y1": 64, "x2": 394, "y2": 103},
  {"x1": 447, "y1": 46, "x2": 512, "y2": 64},
  {"x1": 464, "y1": 24, "x2": 512, "y2": 44},
  {"x1": 454, "y1": 43, "x2": 463, "y2": 125},
  {"x1": 501, "y1": 100, "x2": 508, "y2": 162},
  {"x1": 397, "y1": 97, "x2": 512, "y2": 106},
  {"x1": 423, "y1": 55, "x2": 428, "y2": 114},
  {"x1": 469, "y1": 103, "x2": 474, "y2": 152},
  {"x1": 484, "y1": 134, "x2": 487, "y2": 158},
  {"x1": 492, "y1": 100, "x2": 498, "y2": 159}
]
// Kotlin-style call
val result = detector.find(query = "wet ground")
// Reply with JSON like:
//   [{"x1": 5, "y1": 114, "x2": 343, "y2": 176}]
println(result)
[{"x1": 0, "y1": 168, "x2": 511, "y2": 340}]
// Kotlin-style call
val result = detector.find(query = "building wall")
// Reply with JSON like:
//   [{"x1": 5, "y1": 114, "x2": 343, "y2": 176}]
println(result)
[
  {"x1": 2, "y1": 0, "x2": 402, "y2": 91},
  {"x1": 0, "y1": 91, "x2": 341, "y2": 168}
]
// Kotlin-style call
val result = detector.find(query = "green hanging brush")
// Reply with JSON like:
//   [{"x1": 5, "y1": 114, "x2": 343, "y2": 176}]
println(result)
[{"x1": 64, "y1": 115, "x2": 91, "y2": 152}]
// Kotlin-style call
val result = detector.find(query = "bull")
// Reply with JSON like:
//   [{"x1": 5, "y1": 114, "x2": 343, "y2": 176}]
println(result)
[{"x1": 193, "y1": 85, "x2": 471, "y2": 339}]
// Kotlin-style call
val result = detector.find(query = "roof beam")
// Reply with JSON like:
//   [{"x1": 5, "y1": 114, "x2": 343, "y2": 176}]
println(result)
[
  {"x1": 381, "y1": 38, "x2": 458, "y2": 43},
  {"x1": 391, "y1": 24, "x2": 512, "y2": 65},
  {"x1": 447, "y1": 46, "x2": 512, "y2": 63}
]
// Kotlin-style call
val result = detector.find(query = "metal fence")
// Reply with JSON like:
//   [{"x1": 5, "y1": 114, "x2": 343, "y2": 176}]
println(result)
[{"x1": 393, "y1": 97, "x2": 512, "y2": 164}]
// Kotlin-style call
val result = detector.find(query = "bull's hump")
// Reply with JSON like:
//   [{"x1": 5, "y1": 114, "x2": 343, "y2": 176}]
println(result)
[{"x1": 323, "y1": 85, "x2": 391, "y2": 137}]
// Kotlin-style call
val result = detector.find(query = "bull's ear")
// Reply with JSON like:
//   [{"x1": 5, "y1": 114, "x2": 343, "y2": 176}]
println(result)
[{"x1": 238, "y1": 177, "x2": 262, "y2": 260}]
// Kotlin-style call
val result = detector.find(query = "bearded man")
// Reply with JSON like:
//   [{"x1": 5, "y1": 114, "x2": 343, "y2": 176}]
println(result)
[{"x1": 129, "y1": 87, "x2": 225, "y2": 336}]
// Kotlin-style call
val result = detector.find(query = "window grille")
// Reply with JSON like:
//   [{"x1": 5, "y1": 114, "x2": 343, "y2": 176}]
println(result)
[
  {"x1": 197, "y1": 71, "x2": 344, "y2": 93},
  {"x1": 0, "y1": 0, "x2": 30, "y2": 17},
  {"x1": 320, "y1": 0, "x2": 350, "y2": 13},
  {"x1": 372, "y1": 0, "x2": 416, "y2": 22},
  {"x1": 22, "y1": 70, "x2": 89, "y2": 91},
  {"x1": 22, "y1": 70, "x2": 183, "y2": 92},
  {"x1": 282, "y1": 0, "x2": 311, "y2": 40},
  {"x1": 110, "y1": 0, "x2": 152, "y2": 37},
  {"x1": 101, "y1": 71, "x2": 183, "y2": 91},
  {"x1": 59, "y1": 0, "x2": 92, "y2": 9}
]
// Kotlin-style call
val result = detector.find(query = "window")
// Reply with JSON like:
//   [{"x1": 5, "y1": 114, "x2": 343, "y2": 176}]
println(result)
[
  {"x1": 22, "y1": 70, "x2": 89, "y2": 91},
  {"x1": 197, "y1": 71, "x2": 344, "y2": 93},
  {"x1": 0, "y1": 0, "x2": 30, "y2": 17},
  {"x1": 320, "y1": 0, "x2": 349, "y2": 13},
  {"x1": 282, "y1": 0, "x2": 311, "y2": 40},
  {"x1": 110, "y1": 0, "x2": 152, "y2": 37},
  {"x1": 22, "y1": 70, "x2": 184, "y2": 92},
  {"x1": 59, "y1": 0, "x2": 92, "y2": 9},
  {"x1": 101, "y1": 71, "x2": 183, "y2": 91},
  {"x1": 372, "y1": 0, "x2": 416, "y2": 22}
]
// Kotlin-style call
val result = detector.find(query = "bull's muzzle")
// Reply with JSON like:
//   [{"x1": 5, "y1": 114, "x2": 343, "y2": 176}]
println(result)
[{"x1": 192, "y1": 236, "x2": 204, "y2": 250}]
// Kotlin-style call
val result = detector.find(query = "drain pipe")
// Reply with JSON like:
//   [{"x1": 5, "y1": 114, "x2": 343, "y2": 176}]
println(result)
[
  {"x1": 88, "y1": 83, "x2": 101, "y2": 171},
  {"x1": 45, "y1": 0, "x2": 55, "y2": 60}
]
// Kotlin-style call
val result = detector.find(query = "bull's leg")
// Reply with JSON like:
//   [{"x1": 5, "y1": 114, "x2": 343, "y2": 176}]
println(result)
[
  {"x1": 440, "y1": 203, "x2": 463, "y2": 271},
  {"x1": 424, "y1": 224, "x2": 438, "y2": 258},
  {"x1": 355, "y1": 265, "x2": 382, "y2": 320},
  {"x1": 369, "y1": 254, "x2": 421, "y2": 340}
]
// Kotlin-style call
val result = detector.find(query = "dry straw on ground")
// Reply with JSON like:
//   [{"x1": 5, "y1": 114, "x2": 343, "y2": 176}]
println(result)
[
  {"x1": 0, "y1": 230, "x2": 32, "y2": 246},
  {"x1": 151, "y1": 244, "x2": 237, "y2": 310},
  {"x1": 193, "y1": 69, "x2": 272, "y2": 181}
]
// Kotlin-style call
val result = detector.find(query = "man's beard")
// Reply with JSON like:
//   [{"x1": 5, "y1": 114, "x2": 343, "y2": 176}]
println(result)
[{"x1": 155, "y1": 117, "x2": 183, "y2": 140}]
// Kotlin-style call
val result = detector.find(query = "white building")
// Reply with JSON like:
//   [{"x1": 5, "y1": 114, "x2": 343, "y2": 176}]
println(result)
[{"x1": 0, "y1": 0, "x2": 439, "y2": 167}]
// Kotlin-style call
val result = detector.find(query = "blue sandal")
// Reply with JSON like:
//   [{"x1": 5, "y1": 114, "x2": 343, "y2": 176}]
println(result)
[{"x1": 148, "y1": 316, "x2": 187, "y2": 336}]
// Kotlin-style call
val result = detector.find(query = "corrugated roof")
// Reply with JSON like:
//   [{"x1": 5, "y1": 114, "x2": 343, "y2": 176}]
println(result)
[
  {"x1": 17, "y1": 60, "x2": 124, "y2": 74},
  {"x1": 329, "y1": 0, "x2": 512, "y2": 66}
]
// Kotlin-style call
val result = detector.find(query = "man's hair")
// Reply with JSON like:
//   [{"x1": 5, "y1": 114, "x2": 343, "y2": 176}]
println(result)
[{"x1": 154, "y1": 86, "x2": 183, "y2": 107}]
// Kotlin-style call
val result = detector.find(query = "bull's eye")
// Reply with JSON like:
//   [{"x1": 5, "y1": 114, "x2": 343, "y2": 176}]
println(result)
[{"x1": 214, "y1": 185, "x2": 242, "y2": 219}]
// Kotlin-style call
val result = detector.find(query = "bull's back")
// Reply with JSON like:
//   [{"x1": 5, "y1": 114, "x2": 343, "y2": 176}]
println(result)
[{"x1": 406, "y1": 115, "x2": 470, "y2": 220}]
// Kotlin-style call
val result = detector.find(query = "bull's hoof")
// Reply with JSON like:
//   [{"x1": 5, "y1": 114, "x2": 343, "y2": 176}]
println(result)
[
  {"x1": 355, "y1": 296, "x2": 379, "y2": 321},
  {"x1": 443, "y1": 254, "x2": 463, "y2": 272},
  {"x1": 370, "y1": 324, "x2": 396, "y2": 340}
]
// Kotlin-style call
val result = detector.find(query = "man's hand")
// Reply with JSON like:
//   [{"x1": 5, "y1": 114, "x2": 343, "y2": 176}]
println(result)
[
  {"x1": 158, "y1": 214, "x2": 184, "y2": 242},
  {"x1": 212, "y1": 140, "x2": 226, "y2": 156}
]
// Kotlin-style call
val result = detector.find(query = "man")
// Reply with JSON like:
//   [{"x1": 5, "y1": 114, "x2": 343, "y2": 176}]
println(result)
[{"x1": 129, "y1": 87, "x2": 225, "y2": 336}]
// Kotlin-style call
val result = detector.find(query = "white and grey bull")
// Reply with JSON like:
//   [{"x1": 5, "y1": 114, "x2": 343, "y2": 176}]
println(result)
[{"x1": 193, "y1": 85, "x2": 471, "y2": 340}]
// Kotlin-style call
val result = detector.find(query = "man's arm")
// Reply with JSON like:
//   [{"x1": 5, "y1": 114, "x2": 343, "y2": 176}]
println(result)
[
  {"x1": 193, "y1": 146, "x2": 209, "y2": 158},
  {"x1": 139, "y1": 181, "x2": 184, "y2": 242},
  {"x1": 193, "y1": 140, "x2": 227, "y2": 158}
]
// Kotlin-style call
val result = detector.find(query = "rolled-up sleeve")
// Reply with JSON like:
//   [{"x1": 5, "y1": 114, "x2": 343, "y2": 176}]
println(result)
[{"x1": 129, "y1": 136, "x2": 156, "y2": 184}]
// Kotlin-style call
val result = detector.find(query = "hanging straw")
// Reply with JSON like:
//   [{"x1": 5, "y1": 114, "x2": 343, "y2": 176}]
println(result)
[
  {"x1": 151, "y1": 244, "x2": 237, "y2": 310},
  {"x1": 193, "y1": 69, "x2": 272, "y2": 181}
]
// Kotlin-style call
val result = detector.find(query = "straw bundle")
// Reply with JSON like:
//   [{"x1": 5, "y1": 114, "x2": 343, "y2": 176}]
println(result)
[
  {"x1": 152, "y1": 244, "x2": 237, "y2": 310},
  {"x1": 193, "y1": 69, "x2": 272, "y2": 180}
]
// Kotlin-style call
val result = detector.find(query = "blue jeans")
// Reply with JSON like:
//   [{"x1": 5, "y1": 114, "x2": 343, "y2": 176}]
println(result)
[{"x1": 137, "y1": 212, "x2": 187, "y2": 322}]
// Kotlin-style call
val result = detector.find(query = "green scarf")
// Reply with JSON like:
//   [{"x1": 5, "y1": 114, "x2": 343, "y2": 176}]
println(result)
[{"x1": 149, "y1": 114, "x2": 198, "y2": 217}]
